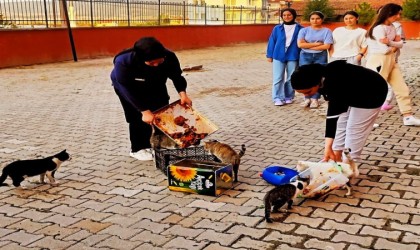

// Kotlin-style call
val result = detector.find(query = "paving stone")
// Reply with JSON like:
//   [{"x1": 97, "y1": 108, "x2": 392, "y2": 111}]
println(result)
[
  {"x1": 390, "y1": 222, "x2": 420, "y2": 235},
  {"x1": 192, "y1": 218, "x2": 234, "y2": 232},
  {"x1": 162, "y1": 224, "x2": 204, "y2": 239},
  {"x1": 0, "y1": 228, "x2": 16, "y2": 238},
  {"x1": 62, "y1": 229, "x2": 92, "y2": 242},
  {"x1": 106, "y1": 187, "x2": 142, "y2": 197},
  {"x1": 374, "y1": 238, "x2": 418, "y2": 250},
  {"x1": 132, "y1": 199, "x2": 168, "y2": 211},
  {"x1": 232, "y1": 236, "x2": 275, "y2": 249},
  {"x1": 163, "y1": 236, "x2": 207, "y2": 249},
  {"x1": 264, "y1": 230, "x2": 304, "y2": 245},
  {"x1": 66, "y1": 242, "x2": 101, "y2": 250},
  {"x1": 0, "y1": 242, "x2": 36, "y2": 250},
  {"x1": 41, "y1": 213, "x2": 81, "y2": 227},
  {"x1": 394, "y1": 204, "x2": 420, "y2": 215},
  {"x1": 0, "y1": 204, "x2": 29, "y2": 216},
  {"x1": 130, "y1": 230, "x2": 172, "y2": 246},
  {"x1": 132, "y1": 208, "x2": 171, "y2": 222},
  {"x1": 347, "y1": 214, "x2": 387, "y2": 227},
  {"x1": 401, "y1": 232, "x2": 420, "y2": 244},
  {"x1": 7, "y1": 219, "x2": 51, "y2": 234},
  {"x1": 227, "y1": 225, "x2": 267, "y2": 239},
  {"x1": 372, "y1": 209, "x2": 410, "y2": 223},
  {"x1": 196, "y1": 229, "x2": 241, "y2": 246},
  {"x1": 2, "y1": 230, "x2": 44, "y2": 246},
  {"x1": 69, "y1": 219, "x2": 112, "y2": 233},
  {"x1": 95, "y1": 235, "x2": 142, "y2": 249},
  {"x1": 130, "y1": 219, "x2": 171, "y2": 234},
  {"x1": 301, "y1": 199, "x2": 338, "y2": 211},
  {"x1": 321, "y1": 219, "x2": 361, "y2": 234},
  {"x1": 360, "y1": 225, "x2": 402, "y2": 240},
  {"x1": 296, "y1": 224, "x2": 335, "y2": 239},
  {"x1": 0, "y1": 214, "x2": 24, "y2": 227},
  {"x1": 203, "y1": 243, "x2": 248, "y2": 250},
  {"x1": 391, "y1": 184, "x2": 420, "y2": 194},
  {"x1": 217, "y1": 203, "x2": 256, "y2": 215},
  {"x1": 220, "y1": 213, "x2": 262, "y2": 227},
  {"x1": 283, "y1": 214, "x2": 324, "y2": 228},
  {"x1": 304, "y1": 238, "x2": 346, "y2": 250},
  {"x1": 186, "y1": 200, "x2": 225, "y2": 211},
  {"x1": 332, "y1": 231, "x2": 374, "y2": 248},
  {"x1": 80, "y1": 234, "x2": 111, "y2": 247},
  {"x1": 335, "y1": 204, "x2": 373, "y2": 217},
  {"x1": 78, "y1": 200, "x2": 114, "y2": 211},
  {"x1": 311, "y1": 208, "x2": 349, "y2": 222}
]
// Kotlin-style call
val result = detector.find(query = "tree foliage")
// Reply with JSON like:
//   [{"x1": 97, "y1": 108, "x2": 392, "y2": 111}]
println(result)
[
  {"x1": 356, "y1": 2, "x2": 376, "y2": 26},
  {"x1": 303, "y1": 0, "x2": 334, "y2": 21},
  {"x1": 402, "y1": 0, "x2": 420, "y2": 20}
]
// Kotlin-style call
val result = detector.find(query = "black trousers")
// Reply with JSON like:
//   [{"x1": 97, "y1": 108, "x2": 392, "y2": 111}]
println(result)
[{"x1": 114, "y1": 88, "x2": 167, "y2": 152}]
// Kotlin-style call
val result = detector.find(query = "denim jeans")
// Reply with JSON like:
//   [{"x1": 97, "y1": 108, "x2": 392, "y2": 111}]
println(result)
[
  {"x1": 299, "y1": 50, "x2": 328, "y2": 99},
  {"x1": 272, "y1": 59, "x2": 298, "y2": 102}
]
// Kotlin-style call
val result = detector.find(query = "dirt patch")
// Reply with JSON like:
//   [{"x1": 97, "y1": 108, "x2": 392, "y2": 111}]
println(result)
[{"x1": 195, "y1": 85, "x2": 267, "y2": 97}]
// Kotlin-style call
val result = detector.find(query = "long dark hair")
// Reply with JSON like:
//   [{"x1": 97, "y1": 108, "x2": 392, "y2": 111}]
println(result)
[{"x1": 366, "y1": 3, "x2": 402, "y2": 39}]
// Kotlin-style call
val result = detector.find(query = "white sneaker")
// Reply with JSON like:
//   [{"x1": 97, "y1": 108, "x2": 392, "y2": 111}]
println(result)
[
  {"x1": 403, "y1": 116, "x2": 420, "y2": 126},
  {"x1": 130, "y1": 149, "x2": 154, "y2": 161}
]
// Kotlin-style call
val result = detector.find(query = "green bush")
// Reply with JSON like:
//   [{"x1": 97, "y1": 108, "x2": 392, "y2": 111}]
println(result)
[
  {"x1": 303, "y1": 0, "x2": 334, "y2": 22},
  {"x1": 356, "y1": 2, "x2": 376, "y2": 25},
  {"x1": 402, "y1": 0, "x2": 420, "y2": 20}
]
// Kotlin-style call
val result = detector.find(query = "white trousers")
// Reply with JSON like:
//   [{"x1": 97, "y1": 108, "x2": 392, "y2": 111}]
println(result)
[{"x1": 333, "y1": 107, "x2": 381, "y2": 161}]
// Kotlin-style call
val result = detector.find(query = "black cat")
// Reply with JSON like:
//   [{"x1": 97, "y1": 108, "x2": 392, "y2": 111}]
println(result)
[
  {"x1": 0, "y1": 150, "x2": 71, "y2": 187},
  {"x1": 264, "y1": 177, "x2": 309, "y2": 223}
]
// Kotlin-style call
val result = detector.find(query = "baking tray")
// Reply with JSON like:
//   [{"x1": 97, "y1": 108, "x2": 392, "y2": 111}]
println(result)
[{"x1": 153, "y1": 100, "x2": 218, "y2": 148}]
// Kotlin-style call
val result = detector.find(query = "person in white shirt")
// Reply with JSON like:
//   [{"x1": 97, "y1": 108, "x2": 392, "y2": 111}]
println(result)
[
  {"x1": 329, "y1": 11, "x2": 367, "y2": 65},
  {"x1": 365, "y1": 3, "x2": 420, "y2": 126}
]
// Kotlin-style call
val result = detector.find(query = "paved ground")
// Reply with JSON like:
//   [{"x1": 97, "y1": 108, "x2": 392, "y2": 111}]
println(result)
[{"x1": 0, "y1": 40, "x2": 419, "y2": 250}]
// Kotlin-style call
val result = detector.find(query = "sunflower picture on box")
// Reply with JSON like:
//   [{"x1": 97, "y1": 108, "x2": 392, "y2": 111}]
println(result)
[{"x1": 168, "y1": 159, "x2": 233, "y2": 196}]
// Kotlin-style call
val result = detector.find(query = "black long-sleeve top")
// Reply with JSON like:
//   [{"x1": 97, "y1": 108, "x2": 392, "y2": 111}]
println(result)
[
  {"x1": 320, "y1": 60, "x2": 387, "y2": 138},
  {"x1": 110, "y1": 49, "x2": 187, "y2": 112}
]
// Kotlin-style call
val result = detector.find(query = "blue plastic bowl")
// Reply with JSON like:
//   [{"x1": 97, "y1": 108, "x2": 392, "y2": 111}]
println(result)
[{"x1": 262, "y1": 166, "x2": 299, "y2": 186}]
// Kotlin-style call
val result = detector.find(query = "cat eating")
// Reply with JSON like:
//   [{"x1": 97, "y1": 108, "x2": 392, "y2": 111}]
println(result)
[
  {"x1": 0, "y1": 150, "x2": 71, "y2": 188},
  {"x1": 203, "y1": 140, "x2": 246, "y2": 182},
  {"x1": 150, "y1": 125, "x2": 179, "y2": 150},
  {"x1": 264, "y1": 177, "x2": 309, "y2": 223}
]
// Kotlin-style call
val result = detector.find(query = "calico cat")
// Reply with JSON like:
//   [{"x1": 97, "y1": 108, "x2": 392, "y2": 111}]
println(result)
[
  {"x1": 0, "y1": 150, "x2": 71, "y2": 187},
  {"x1": 203, "y1": 140, "x2": 246, "y2": 182},
  {"x1": 264, "y1": 177, "x2": 309, "y2": 223},
  {"x1": 150, "y1": 125, "x2": 178, "y2": 150}
]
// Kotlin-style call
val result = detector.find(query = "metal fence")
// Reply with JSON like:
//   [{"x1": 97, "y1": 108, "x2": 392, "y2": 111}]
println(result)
[{"x1": 0, "y1": 0, "x2": 288, "y2": 28}]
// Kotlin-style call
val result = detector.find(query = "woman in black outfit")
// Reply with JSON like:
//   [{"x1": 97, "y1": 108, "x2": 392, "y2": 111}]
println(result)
[{"x1": 291, "y1": 60, "x2": 387, "y2": 168}]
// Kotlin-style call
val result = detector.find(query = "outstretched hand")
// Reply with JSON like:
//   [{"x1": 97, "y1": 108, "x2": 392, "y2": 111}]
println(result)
[
  {"x1": 322, "y1": 148, "x2": 337, "y2": 162},
  {"x1": 179, "y1": 91, "x2": 192, "y2": 106},
  {"x1": 323, "y1": 138, "x2": 336, "y2": 162},
  {"x1": 141, "y1": 110, "x2": 154, "y2": 124}
]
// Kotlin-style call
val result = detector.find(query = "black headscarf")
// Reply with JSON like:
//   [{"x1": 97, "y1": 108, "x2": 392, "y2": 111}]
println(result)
[
  {"x1": 281, "y1": 8, "x2": 297, "y2": 25},
  {"x1": 113, "y1": 37, "x2": 166, "y2": 63}
]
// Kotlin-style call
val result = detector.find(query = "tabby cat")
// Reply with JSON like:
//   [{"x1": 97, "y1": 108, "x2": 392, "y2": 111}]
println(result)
[
  {"x1": 264, "y1": 177, "x2": 309, "y2": 223},
  {"x1": 203, "y1": 140, "x2": 246, "y2": 182},
  {"x1": 0, "y1": 150, "x2": 71, "y2": 187},
  {"x1": 150, "y1": 125, "x2": 178, "y2": 150}
]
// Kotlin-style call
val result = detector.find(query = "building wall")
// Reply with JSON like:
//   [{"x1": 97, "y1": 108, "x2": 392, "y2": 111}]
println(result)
[
  {"x1": 0, "y1": 21, "x2": 419, "y2": 68},
  {"x1": 0, "y1": 25, "x2": 273, "y2": 68}
]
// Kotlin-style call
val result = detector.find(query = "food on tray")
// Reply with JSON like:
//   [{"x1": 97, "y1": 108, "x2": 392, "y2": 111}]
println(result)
[
  {"x1": 153, "y1": 100, "x2": 218, "y2": 148},
  {"x1": 170, "y1": 127, "x2": 209, "y2": 148},
  {"x1": 174, "y1": 116, "x2": 188, "y2": 127}
]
